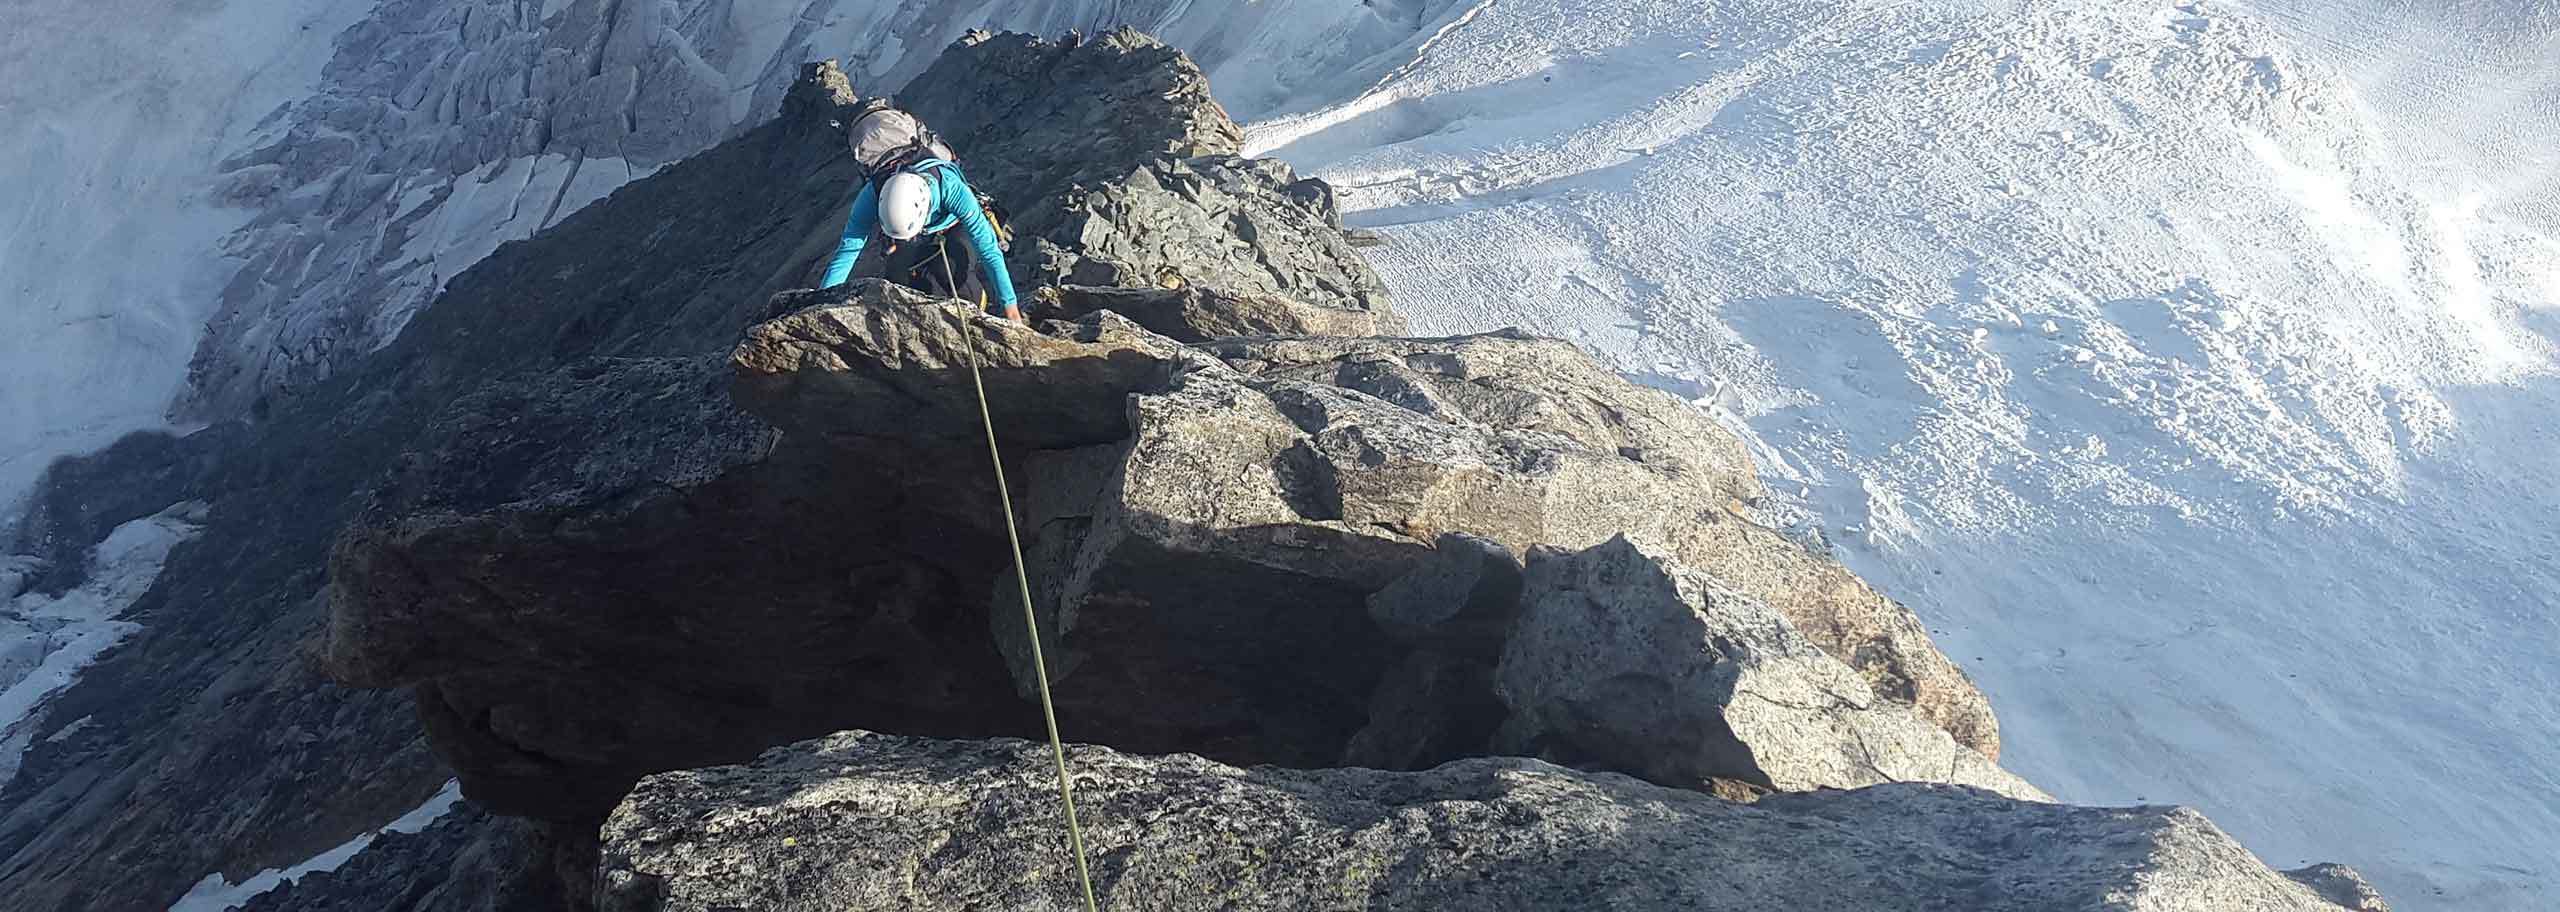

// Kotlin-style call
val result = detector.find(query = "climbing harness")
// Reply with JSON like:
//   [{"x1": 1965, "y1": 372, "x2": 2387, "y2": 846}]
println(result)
[{"x1": 944, "y1": 254, "x2": 1099, "y2": 912}]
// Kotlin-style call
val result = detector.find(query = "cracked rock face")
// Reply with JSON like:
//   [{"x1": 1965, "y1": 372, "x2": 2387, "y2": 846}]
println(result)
[
  {"x1": 1496, "y1": 536, "x2": 2039, "y2": 799},
  {"x1": 596, "y1": 730, "x2": 2372, "y2": 912}
]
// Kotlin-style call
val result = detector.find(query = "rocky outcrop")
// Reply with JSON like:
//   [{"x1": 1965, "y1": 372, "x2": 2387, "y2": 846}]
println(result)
[
  {"x1": 894, "y1": 29, "x2": 1245, "y2": 219},
  {"x1": 1207, "y1": 332, "x2": 2002, "y2": 758},
  {"x1": 326, "y1": 272, "x2": 2020, "y2": 819},
  {"x1": 1497, "y1": 536, "x2": 2040, "y2": 798},
  {"x1": 1024, "y1": 155, "x2": 1402, "y2": 337},
  {"x1": 596, "y1": 730, "x2": 2373, "y2": 912},
  {"x1": 2284, "y1": 864, "x2": 2395, "y2": 912}
]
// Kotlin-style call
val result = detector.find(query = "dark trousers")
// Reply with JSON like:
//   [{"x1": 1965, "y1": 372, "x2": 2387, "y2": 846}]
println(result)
[{"x1": 880, "y1": 230, "x2": 987, "y2": 308}]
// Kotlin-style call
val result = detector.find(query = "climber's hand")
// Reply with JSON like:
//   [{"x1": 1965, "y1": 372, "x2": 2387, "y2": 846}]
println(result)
[{"x1": 1002, "y1": 304, "x2": 1025, "y2": 323}]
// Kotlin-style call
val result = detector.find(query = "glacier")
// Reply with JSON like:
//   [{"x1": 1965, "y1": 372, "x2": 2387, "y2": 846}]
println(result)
[{"x1": 1, "y1": 0, "x2": 2554, "y2": 909}]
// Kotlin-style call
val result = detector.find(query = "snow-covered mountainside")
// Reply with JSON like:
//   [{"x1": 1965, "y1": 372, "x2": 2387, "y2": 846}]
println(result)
[
  {"x1": 1250, "y1": 0, "x2": 2558, "y2": 906},
  {"x1": 0, "y1": 0, "x2": 2550, "y2": 909}
]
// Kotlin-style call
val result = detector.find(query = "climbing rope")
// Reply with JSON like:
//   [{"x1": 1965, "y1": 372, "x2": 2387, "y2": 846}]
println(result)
[{"x1": 943, "y1": 246, "x2": 1102, "y2": 912}]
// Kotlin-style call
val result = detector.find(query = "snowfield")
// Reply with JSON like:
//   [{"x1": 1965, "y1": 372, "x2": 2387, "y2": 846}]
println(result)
[{"x1": 3, "y1": 0, "x2": 2555, "y2": 909}]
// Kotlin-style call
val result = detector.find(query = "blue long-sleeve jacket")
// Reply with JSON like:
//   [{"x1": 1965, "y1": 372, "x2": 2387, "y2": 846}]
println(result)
[{"x1": 820, "y1": 162, "x2": 1017, "y2": 309}]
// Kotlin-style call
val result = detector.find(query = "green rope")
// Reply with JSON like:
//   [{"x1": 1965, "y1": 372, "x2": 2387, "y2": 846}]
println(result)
[{"x1": 944, "y1": 244, "x2": 1101, "y2": 912}]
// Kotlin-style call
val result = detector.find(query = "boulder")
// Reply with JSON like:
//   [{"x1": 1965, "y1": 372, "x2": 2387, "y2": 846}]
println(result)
[
  {"x1": 596, "y1": 729, "x2": 2377, "y2": 912},
  {"x1": 1023, "y1": 155, "x2": 1402, "y2": 338},
  {"x1": 1496, "y1": 536, "x2": 2039, "y2": 799}
]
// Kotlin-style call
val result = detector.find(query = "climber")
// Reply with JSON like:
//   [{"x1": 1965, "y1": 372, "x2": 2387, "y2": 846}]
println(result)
[{"x1": 822, "y1": 103, "x2": 1022, "y2": 321}]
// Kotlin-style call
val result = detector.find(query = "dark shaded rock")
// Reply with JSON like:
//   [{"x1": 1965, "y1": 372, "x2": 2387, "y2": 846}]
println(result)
[
  {"x1": 236, "y1": 806, "x2": 569, "y2": 912},
  {"x1": 1497, "y1": 537, "x2": 2038, "y2": 798},
  {"x1": 780, "y1": 60, "x2": 862, "y2": 129},
  {"x1": 1366, "y1": 532, "x2": 1523, "y2": 657},
  {"x1": 1338, "y1": 650, "x2": 1505, "y2": 771},
  {"x1": 597, "y1": 730, "x2": 2375, "y2": 912},
  {"x1": 322, "y1": 347, "x2": 1037, "y2": 822},
  {"x1": 4, "y1": 428, "x2": 231, "y2": 595},
  {"x1": 1025, "y1": 155, "x2": 1401, "y2": 337}
]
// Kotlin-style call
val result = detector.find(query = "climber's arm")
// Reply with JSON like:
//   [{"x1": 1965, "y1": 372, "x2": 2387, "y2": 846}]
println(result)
[
  {"x1": 944, "y1": 181, "x2": 1018, "y2": 314},
  {"x1": 820, "y1": 183, "x2": 880, "y2": 288}
]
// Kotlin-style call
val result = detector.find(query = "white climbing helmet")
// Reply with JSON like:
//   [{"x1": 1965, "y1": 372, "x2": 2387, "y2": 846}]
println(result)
[{"x1": 877, "y1": 171, "x2": 933, "y2": 240}]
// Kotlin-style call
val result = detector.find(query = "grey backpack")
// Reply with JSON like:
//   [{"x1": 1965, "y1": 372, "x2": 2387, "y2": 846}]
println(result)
[{"x1": 846, "y1": 102, "x2": 957, "y2": 180}]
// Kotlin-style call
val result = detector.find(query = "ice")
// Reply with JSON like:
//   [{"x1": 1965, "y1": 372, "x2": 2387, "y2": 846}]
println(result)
[
  {"x1": 0, "y1": 0, "x2": 362, "y2": 518},
  {"x1": 166, "y1": 780, "x2": 464, "y2": 912},
  {"x1": 1252, "y1": 0, "x2": 2560, "y2": 906}
]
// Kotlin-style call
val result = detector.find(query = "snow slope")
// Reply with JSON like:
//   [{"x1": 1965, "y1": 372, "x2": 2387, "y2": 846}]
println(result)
[{"x1": 1248, "y1": 0, "x2": 2558, "y2": 907}]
